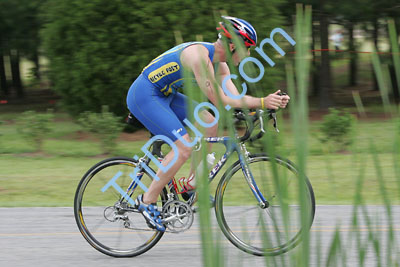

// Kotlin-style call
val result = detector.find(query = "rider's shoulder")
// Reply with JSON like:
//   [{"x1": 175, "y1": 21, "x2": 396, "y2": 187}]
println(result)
[
  {"x1": 181, "y1": 44, "x2": 209, "y2": 58},
  {"x1": 181, "y1": 44, "x2": 210, "y2": 66}
]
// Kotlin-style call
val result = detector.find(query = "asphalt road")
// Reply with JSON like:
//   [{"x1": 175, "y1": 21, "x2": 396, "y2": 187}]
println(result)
[{"x1": 1, "y1": 206, "x2": 399, "y2": 267}]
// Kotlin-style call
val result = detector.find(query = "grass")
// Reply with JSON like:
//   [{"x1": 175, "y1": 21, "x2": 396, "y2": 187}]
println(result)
[
  {"x1": 0, "y1": 112, "x2": 398, "y2": 206},
  {"x1": 0, "y1": 155, "x2": 100, "y2": 206},
  {"x1": 309, "y1": 152, "x2": 398, "y2": 204},
  {"x1": 0, "y1": 111, "x2": 397, "y2": 155}
]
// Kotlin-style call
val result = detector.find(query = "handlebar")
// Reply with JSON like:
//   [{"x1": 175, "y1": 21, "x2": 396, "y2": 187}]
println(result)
[
  {"x1": 234, "y1": 91, "x2": 287, "y2": 142},
  {"x1": 233, "y1": 108, "x2": 279, "y2": 143}
]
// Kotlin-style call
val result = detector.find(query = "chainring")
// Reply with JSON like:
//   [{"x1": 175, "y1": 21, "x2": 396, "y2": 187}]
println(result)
[{"x1": 162, "y1": 200, "x2": 194, "y2": 233}]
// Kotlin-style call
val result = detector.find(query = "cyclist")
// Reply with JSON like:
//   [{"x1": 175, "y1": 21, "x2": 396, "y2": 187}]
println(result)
[{"x1": 126, "y1": 16, "x2": 290, "y2": 231}]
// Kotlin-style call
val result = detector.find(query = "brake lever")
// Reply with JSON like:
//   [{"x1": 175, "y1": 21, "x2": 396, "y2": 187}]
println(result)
[
  {"x1": 258, "y1": 110, "x2": 265, "y2": 133},
  {"x1": 270, "y1": 111, "x2": 279, "y2": 133},
  {"x1": 267, "y1": 91, "x2": 286, "y2": 133}
]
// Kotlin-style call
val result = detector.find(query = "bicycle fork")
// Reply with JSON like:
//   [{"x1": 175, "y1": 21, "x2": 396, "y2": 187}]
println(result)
[{"x1": 238, "y1": 144, "x2": 270, "y2": 209}]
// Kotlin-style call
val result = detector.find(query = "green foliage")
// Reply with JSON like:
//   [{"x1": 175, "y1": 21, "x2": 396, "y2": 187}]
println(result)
[
  {"x1": 16, "y1": 110, "x2": 54, "y2": 152},
  {"x1": 78, "y1": 106, "x2": 123, "y2": 154},
  {"x1": 0, "y1": 0, "x2": 43, "y2": 61},
  {"x1": 319, "y1": 108, "x2": 354, "y2": 151},
  {"x1": 40, "y1": 0, "x2": 286, "y2": 117}
]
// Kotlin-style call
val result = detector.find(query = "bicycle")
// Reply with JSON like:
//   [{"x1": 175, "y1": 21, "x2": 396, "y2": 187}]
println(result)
[{"x1": 74, "y1": 108, "x2": 315, "y2": 257}]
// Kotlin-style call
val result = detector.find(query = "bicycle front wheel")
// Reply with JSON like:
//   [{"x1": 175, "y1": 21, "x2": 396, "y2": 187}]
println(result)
[
  {"x1": 74, "y1": 157, "x2": 167, "y2": 257},
  {"x1": 215, "y1": 154, "x2": 315, "y2": 256}
]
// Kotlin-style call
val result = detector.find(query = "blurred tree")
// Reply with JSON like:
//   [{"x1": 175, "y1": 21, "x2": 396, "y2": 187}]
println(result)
[
  {"x1": 9, "y1": 49, "x2": 22, "y2": 97},
  {"x1": 363, "y1": 0, "x2": 400, "y2": 91},
  {"x1": 325, "y1": 0, "x2": 400, "y2": 91},
  {"x1": 282, "y1": 0, "x2": 333, "y2": 108},
  {"x1": 283, "y1": 0, "x2": 400, "y2": 107},
  {"x1": 22, "y1": 0, "x2": 43, "y2": 80},
  {"x1": 331, "y1": 0, "x2": 364, "y2": 87},
  {"x1": 0, "y1": 26, "x2": 7, "y2": 97},
  {"x1": 318, "y1": 0, "x2": 333, "y2": 108},
  {"x1": 0, "y1": 0, "x2": 12, "y2": 97},
  {"x1": 0, "y1": 0, "x2": 25, "y2": 97},
  {"x1": 41, "y1": 0, "x2": 287, "y2": 117},
  {"x1": 0, "y1": 0, "x2": 43, "y2": 98}
]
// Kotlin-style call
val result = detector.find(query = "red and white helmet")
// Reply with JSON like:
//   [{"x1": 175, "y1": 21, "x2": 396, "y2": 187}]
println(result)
[{"x1": 217, "y1": 16, "x2": 257, "y2": 47}]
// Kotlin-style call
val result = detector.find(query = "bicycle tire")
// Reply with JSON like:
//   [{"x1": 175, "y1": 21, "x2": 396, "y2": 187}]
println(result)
[
  {"x1": 215, "y1": 153, "x2": 315, "y2": 256},
  {"x1": 74, "y1": 157, "x2": 168, "y2": 257}
]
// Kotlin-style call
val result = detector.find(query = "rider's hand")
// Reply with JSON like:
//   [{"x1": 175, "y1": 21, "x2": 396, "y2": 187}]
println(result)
[
  {"x1": 263, "y1": 90, "x2": 284, "y2": 110},
  {"x1": 280, "y1": 91, "x2": 290, "y2": 108}
]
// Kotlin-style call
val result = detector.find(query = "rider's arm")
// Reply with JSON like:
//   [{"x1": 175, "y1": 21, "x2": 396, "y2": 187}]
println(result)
[
  {"x1": 216, "y1": 62, "x2": 247, "y2": 98},
  {"x1": 181, "y1": 45, "x2": 262, "y2": 109},
  {"x1": 217, "y1": 61, "x2": 290, "y2": 109},
  {"x1": 215, "y1": 62, "x2": 242, "y2": 98}
]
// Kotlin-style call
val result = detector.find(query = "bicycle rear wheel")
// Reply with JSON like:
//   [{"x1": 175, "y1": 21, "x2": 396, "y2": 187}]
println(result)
[
  {"x1": 215, "y1": 153, "x2": 315, "y2": 256},
  {"x1": 74, "y1": 157, "x2": 167, "y2": 257}
]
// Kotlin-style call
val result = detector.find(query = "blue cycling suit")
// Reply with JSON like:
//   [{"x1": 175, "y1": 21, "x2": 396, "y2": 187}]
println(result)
[{"x1": 126, "y1": 42, "x2": 215, "y2": 142}]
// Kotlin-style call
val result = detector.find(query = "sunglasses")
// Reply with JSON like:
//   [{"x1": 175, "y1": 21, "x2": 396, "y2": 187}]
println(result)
[{"x1": 231, "y1": 47, "x2": 251, "y2": 54}]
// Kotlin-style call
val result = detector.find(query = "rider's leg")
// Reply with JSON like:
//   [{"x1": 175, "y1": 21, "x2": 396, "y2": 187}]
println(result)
[
  {"x1": 169, "y1": 93, "x2": 218, "y2": 186},
  {"x1": 187, "y1": 110, "x2": 218, "y2": 181},
  {"x1": 127, "y1": 79, "x2": 196, "y2": 229},
  {"x1": 142, "y1": 133, "x2": 193, "y2": 204}
]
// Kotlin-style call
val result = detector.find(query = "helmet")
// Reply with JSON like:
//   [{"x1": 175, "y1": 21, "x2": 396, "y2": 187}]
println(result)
[{"x1": 217, "y1": 16, "x2": 257, "y2": 47}]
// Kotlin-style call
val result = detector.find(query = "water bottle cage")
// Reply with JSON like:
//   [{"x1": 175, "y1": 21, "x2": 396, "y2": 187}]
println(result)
[{"x1": 178, "y1": 176, "x2": 195, "y2": 194}]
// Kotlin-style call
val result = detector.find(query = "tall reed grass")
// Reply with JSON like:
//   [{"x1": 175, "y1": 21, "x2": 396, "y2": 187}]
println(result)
[{"x1": 187, "y1": 4, "x2": 400, "y2": 266}]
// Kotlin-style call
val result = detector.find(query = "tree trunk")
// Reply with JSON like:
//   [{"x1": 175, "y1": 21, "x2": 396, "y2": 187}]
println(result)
[
  {"x1": 10, "y1": 49, "x2": 24, "y2": 98},
  {"x1": 32, "y1": 51, "x2": 40, "y2": 80},
  {"x1": 372, "y1": 18, "x2": 379, "y2": 91},
  {"x1": 319, "y1": 10, "x2": 333, "y2": 108},
  {"x1": 0, "y1": 53, "x2": 7, "y2": 97},
  {"x1": 0, "y1": 38, "x2": 8, "y2": 96},
  {"x1": 348, "y1": 21, "x2": 357, "y2": 86},
  {"x1": 312, "y1": 23, "x2": 320, "y2": 97},
  {"x1": 0, "y1": 52, "x2": 8, "y2": 96},
  {"x1": 373, "y1": 18, "x2": 379, "y2": 51}
]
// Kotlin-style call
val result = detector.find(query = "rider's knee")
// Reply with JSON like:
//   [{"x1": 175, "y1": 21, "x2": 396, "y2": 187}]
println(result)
[
  {"x1": 178, "y1": 145, "x2": 192, "y2": 161},
  {"x1": 175, "y1": 134, "x2": 193, "y2": 161},
  {"x1": 203, "y1": 110, "x2": 218, "y2": 135}
]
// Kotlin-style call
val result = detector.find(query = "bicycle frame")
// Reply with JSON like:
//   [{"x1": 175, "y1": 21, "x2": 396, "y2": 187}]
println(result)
[
  {"x1": 123, "y1": 135, "x2": 268, "y2": 209},
  {"x1": 203, "y1": 136, "x2": 268, "y2": 207}
]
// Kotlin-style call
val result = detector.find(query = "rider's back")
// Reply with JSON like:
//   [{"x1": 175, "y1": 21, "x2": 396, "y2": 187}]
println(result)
[{"x1": 141, "y1": 42, "x2": 215, "y2": 96}]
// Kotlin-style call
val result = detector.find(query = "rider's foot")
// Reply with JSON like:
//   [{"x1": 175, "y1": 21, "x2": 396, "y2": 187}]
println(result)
[{"x1": 135, "y1": 195, "x2": 165, "y2": 232}]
